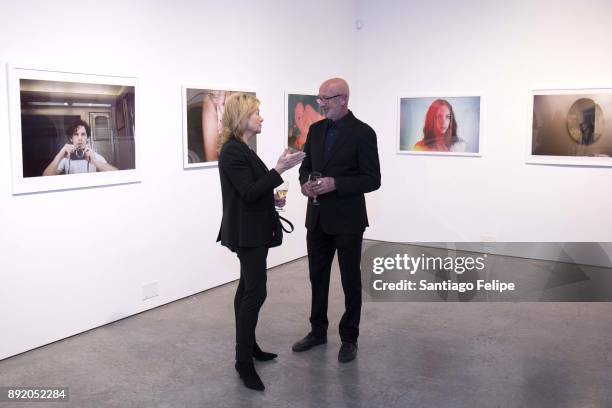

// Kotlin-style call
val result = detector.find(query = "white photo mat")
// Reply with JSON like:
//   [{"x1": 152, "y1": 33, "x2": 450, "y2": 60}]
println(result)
[
  {"x1": 527, "y1": 87, "x2": 612, "y2": 167},
  {"x1": 284, "y1": 91, "x2": 322, "y2": 152},
  {"x1": 7, "y1": 64, "x2": 140, "y2": 194},
  {"x1": 396, "y1": 93, "x2": 483, "y2": 157},
  {"x1": 181, "y1": 84, "x2": 256, "y2": 169}
]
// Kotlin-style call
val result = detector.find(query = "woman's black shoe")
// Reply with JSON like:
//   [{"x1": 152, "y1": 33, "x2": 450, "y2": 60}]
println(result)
[
  {"x1": 253, "y1": 343, "x2": 278, "y2": 361},
  {"x1": 235, "y1": 362, "x2": 265, "y2": 391}
]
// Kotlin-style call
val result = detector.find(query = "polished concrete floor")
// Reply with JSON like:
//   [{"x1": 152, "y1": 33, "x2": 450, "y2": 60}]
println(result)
[{"x1": 1, "y1": 246, "x2": 611, "y2": 407}]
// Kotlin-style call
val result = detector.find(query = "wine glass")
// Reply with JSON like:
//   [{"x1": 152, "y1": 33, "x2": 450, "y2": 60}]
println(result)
[
  {"x1": 308, "y1": 172, "x2": 322, "y2": 206},
  {"x1": 274, "y1": 181, "x2": 289, "y2": 212}
]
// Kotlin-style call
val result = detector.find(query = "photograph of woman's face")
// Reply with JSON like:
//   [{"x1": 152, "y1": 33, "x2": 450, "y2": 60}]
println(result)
[{"x1": 435, "y1": 104, "x2": 451, "y2": 137}]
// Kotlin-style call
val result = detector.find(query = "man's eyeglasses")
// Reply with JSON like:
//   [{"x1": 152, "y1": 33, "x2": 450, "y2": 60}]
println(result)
[{"x1": 316, "y1": 94, "x2": 344, "y2": 104}]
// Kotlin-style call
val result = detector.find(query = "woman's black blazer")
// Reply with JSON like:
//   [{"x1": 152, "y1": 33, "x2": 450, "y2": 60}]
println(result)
[{"x1": 217, "y1": 138, "x2": 283, "y2": 251}]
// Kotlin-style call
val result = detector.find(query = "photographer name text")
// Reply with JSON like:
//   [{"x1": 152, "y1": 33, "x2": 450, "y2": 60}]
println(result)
[{"x1": 372, "y1": 279, "x2": 515, "y2": 293}]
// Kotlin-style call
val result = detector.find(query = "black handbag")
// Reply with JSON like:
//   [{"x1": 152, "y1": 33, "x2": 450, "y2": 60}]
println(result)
[{"x1": 269, "y1": 211, "x2": 294, "y2": 248}]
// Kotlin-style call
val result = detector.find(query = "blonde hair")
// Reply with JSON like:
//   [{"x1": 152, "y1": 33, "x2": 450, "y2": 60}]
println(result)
[{"x1": 218, "y1": 92, "x2": 260, "y2": 149}]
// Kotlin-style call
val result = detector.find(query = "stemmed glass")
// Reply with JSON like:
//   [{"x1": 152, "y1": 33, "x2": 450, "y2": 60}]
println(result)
[
  {"x1": 308, "y1": 172, "x2": 322, "y2": 206},
  {"x1": 275, "y1": 181, "x2": 289, "y2": 212}
]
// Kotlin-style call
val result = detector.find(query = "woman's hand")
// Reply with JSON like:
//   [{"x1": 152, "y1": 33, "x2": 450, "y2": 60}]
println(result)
[{"x1": 274, "y1": 149, "x2": 306, "y2": 174}]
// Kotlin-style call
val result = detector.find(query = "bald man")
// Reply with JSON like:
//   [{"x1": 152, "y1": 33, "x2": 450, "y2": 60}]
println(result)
[{"x1": 293, "y1": 78, "x2": 381, "y2": 363}]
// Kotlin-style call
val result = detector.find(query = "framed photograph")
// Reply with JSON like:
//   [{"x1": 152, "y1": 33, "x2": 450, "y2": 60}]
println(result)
[
  {"x1": 285, "y1": 92, "x2": 324, "y2": 151},
  {"x1": 7, "y1": 64, "x2": 139, "y2": 194},
  {"x1": 397, "y1": 95, "x2": 482, "y2": 156},
  {"x1": 528, "y1": 88, "x2": 612, "y2": 166},
  {"x1": 182, "y1": 85, "x2": 257, "y2": 169}
]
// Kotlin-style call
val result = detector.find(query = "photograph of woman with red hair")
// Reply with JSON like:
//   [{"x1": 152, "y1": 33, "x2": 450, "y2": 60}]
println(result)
[
  {"x1": 414, "y1": 99, "x2": 465, "y2": 152},
  {"x1": 399, "y1": 96, "x2": 480, "y2": 155}
]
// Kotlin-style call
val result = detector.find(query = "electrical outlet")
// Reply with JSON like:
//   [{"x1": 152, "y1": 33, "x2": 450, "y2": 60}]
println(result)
[{"x1": 143, "y1": 281, "x2": 159, "y2": 300}]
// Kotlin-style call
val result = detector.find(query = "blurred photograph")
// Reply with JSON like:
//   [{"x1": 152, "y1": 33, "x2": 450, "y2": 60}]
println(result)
[
  {"x1": 399, "y1": 96, "x2": 481, "y2": 155},
  {"x1": 183, "y1": 87, "x2": 256, "y2": 168},
  {"x1": 532, "y1": 91, "x2": 612, "y2": 161},
  {"x1": 286, "y1": 93, "x2": 324, "y2": 151}
]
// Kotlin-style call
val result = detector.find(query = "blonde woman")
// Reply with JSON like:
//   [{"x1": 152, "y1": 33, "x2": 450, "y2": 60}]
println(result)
[{"x1": 217, "y1": 93, "x2": 305, "y2": 391}]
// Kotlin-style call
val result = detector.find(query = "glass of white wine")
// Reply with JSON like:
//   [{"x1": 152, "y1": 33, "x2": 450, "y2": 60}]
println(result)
[
  {"x1": 275, "y1": 181, "x2": 289, "y2": 212},
  {"x1": 308, "y1": 172, "x2": 322, "y2": 206}
]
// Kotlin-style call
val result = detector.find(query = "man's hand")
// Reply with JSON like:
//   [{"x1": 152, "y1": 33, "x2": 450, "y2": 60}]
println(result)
[
  {"x1": 44, "y1": 144, "x2": 75, "y2": 176},
  {"x1": 312, "y1": 177, "x2": 336, "y2": 195},
  {"x1": 58, "y1": 144, "x2": 75, "y2": 160},
  {"x1": 301, "y1": 181, "x2": 316, "y2": 198},
  {"x1": 84, "y1": 146, "x2": 94, "y2": 162}
]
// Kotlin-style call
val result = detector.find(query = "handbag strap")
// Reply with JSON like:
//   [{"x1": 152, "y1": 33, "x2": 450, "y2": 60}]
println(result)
[{"x1": 278, "y1": 214, "x2": 294, "y2": 233}]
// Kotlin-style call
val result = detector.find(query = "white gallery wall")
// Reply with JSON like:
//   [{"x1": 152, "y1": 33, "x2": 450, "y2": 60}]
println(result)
[
  {"x1": 354, "y1": 0, "x2": 612, "y2": 245},
  {"x1": 0, "y1": 0, "x2": 357, "y2": 360},
  {"x1": 2, "y1": 0, "x2": 612, "y2": 361}
]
